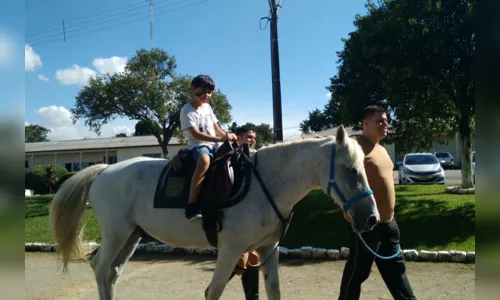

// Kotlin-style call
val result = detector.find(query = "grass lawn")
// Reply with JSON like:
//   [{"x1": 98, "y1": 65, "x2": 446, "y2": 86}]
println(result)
[{"x1": 25, "y1": 185, "x2": 475, "y2": 252}]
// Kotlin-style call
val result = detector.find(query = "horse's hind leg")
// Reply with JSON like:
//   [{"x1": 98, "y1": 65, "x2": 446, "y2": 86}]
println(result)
[
  {"x1": 90, "y1": 226, "x2": 139, "y2": 300},
  {"x1": 256, "y1": 243, "x2": 281, "y2": 300},
  {"x1": 109, "y1": 228, "x2": 142, "y2": 298}
]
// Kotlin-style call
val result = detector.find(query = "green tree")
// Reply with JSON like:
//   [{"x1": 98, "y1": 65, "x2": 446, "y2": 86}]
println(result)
[
  {"x1": 71, "y1": 48, "x2": 233, "y2": 158},
  {"x1": 133, "y1": 119, "x2": 161, "y2": 136},
  {"x1": 304, "y1": 0, "x2": 474, "y2": 188},
  {"x1": 25, "y1": 124, "x2": 50, "y2": 142}
]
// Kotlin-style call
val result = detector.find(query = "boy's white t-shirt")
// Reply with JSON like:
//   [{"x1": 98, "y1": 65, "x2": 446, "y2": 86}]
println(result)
[{"x1": 180, "y1": 102, "x2": 219, "y2": 150}]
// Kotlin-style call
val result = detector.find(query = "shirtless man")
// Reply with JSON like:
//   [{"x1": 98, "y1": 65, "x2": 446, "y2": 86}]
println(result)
[{"x1": 338, "y1": 106, "x2": 416, "y2": 300}]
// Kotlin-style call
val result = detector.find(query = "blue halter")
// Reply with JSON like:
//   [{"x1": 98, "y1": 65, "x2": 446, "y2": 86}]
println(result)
[
  {"x1": 327, "y1": 143, "x2": 374, "y2": 212},
  {"x1": 327, "y1": 142, "x2": 401, "y2": 260}
]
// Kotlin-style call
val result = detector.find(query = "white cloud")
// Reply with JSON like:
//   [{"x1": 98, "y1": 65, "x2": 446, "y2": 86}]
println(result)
[
  {"x1": 36, "y1": 105, "x2": 74, "y2": 128},
  {"x1": 112, "y1": 125, "x2": 134, "y2": 136},
  {"x1": 92, "y1": 56, "x2": 127, "y2": 75},
  {"x1": 35, "y1": 105, "x2": 80, "y2": 141},
  {"x1": 0, "y1": 33, "x2": 14, "y2": 65},
  {"x1": 38, "y1": 74, "x2": 49, "y2": 81},
  {"x1": 33, "y1": 105, "x2": 140, "y2": 141},
  {"x1": 25, "y1": 43, "x2": 42, "y2": 72},
  {"x1": 55, "y1": 64, "x2": 98, "y2": 86},
  {"x1": 25, "y1": 121, "x2": 29, "y2": 126}
]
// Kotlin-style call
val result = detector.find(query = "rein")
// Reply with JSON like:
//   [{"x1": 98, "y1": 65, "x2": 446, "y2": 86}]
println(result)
[
  {"x1": 328, "y1": 143, "x2": 401, "y2": 260},
  {"x1": 238, "y1": 148, "x2": 294, "y2": 268}
]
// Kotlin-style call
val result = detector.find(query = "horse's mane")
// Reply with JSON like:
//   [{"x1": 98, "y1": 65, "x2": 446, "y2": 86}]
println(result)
[{"x1": 255, "y1": 135, "x2": 364, "y2": 169}]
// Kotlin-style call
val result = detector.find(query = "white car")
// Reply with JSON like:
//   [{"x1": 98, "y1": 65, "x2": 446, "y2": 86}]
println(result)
[{"x1": 399, "y1": 153, "x2": 445, "y2": 185}]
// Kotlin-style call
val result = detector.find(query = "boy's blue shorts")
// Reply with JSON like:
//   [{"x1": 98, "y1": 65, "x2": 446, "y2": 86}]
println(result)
[{"x1": 191, "y1": 145, "x2": 216, "y2": 161}]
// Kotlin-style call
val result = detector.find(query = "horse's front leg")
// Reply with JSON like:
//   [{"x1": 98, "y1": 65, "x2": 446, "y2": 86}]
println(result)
[
  {"x1": 205, "y1": 245, "x2": 244, "y2": 300},
  {"x1": 257, "y1": 242, "x2": 281, "y2": 300}
]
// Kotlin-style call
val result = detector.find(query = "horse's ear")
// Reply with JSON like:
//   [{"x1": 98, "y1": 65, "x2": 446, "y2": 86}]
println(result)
[{"x1": 336, "y1": 125, "x2": 348, "y2": 146}]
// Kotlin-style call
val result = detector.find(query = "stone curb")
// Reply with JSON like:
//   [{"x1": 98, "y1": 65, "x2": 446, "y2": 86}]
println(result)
[
  {"x1": 24, "y1": 242, "x2": 475, "y2": 264},
  {"x1": 445, "y1": 185, "x2": 475, "y2": 194}
]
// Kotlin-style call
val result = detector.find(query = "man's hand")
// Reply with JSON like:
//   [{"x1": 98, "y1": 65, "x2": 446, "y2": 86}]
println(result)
[
  {"x1": 343, "y1": 212, "x2": 353, "y2": 223},
  {"x1": 170, "y1": 154, "x2": 183, "y2": 171}
]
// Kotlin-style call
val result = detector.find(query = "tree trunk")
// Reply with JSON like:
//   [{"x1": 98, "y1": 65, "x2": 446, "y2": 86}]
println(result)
[
  {"x1": 459, "y1": 114, "x2": 474, "y2": 189},
  {"x1": 161, "y1": 143, "x2": 169, "y2": 159}
]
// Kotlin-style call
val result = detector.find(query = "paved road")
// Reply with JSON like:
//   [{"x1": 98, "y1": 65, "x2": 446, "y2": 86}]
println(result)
[
  {"x1": 393, "y1": 170, "x2": 462, "y2": 186},
  {"x1": 26, "y1": 253, "x2": 475, "y2": 300}
]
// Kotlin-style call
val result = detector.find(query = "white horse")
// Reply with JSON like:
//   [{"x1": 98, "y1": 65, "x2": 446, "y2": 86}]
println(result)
[{"x1": 50, "y1": 125, "x2": 380, "y2": 300}]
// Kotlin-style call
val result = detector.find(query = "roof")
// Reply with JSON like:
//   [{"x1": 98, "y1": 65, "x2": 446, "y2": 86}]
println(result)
[{"x1": 25, "y1": 135, "x2": 182, "y2": 153}]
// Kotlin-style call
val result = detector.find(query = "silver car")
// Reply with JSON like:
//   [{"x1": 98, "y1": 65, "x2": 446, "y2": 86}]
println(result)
[
  {"x1": 399, "y1": 153, "x2": 445, "y2": 185},
  {"x1": 434, "y1": 152, "x2": 454, "y2": 168}
]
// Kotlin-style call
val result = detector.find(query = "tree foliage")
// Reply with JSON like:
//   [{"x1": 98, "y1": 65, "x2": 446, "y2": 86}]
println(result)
[
  {"x1": 25, "y1": 124, "x2": 50, "y2": 142},
  {"x1": 228, "y1": 121, "x2": 274, "y2": 149},
  {"x1": 301, "y1": 0, "x2": 475, "y2": 187},
  {"x1": 71, "y1": 48, "x2": 233, "y2": 158}
]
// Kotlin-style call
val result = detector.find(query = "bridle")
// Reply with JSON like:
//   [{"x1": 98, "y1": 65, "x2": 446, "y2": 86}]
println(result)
[
  {"x1": 327, "y1": 143, "x2": 374, "y2": 212},
  {"x1": 327, "y1": 142, "x2": 401, "y2": 261}
]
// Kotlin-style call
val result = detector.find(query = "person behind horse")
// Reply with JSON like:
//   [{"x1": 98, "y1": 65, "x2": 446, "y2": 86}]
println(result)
[
  {"x1": 179, "y1": 74, "x2": 237, "y2": 221},
  {"x1": 338, "y1": 105, "x2": 416, "y2": 300},
  {"x1": 228, "y1": 126, "x2": 260, "y2": 299}
]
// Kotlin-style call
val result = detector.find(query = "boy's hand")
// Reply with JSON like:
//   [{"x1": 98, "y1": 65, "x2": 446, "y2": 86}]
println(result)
[{"x1": 228, "y1": 133, "x2": 237, "y2": 141}]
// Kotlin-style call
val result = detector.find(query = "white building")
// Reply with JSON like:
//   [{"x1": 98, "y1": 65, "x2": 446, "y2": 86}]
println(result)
[{"x1": 25, "y1": 135, "x2": 185, "y2": 171}]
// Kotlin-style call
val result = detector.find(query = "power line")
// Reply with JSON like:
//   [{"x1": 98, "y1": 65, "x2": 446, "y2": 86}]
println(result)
[
  {"x1": 26, "y1": 0, "x2": 173, "y2": 36},
  {"x1": 26, "y1": 0, "x2": 207, "y2": 47}
]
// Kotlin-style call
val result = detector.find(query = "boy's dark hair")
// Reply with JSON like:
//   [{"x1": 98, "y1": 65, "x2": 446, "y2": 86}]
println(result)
[
  {"x1": 235, "y1": 126, "x2": 255, "y2": 137},
  {"x1": 362, "y1": 105, "x2": 386, "y2": 120},
  {"x1": 191, "y1": 75, "x2": 216, "y2": 90}
]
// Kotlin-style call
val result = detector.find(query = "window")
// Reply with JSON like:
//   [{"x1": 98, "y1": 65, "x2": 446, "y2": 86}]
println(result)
[
  {"x1": 103, "y1": 156, "x2": 118, "y2": 164},
  {"x1": 143, "y1": 153, "x2": 161, "y2": 158},
  {"x1": 25, "y1": 160, "x2": 29, "y2": 168}
]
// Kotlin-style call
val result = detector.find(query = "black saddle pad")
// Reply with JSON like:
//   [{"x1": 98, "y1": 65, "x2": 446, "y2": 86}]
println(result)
[
  {"x1": 153, "y1": 144, "x2": 252, "y2": 210},
  {"x1": 153, "y1": 161, "x2": 195, "y2": 209}
]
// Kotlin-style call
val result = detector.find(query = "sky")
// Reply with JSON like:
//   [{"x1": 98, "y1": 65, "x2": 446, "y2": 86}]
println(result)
[{"x1": 11, "y1": 0, "x2": 369, "y2": 142}]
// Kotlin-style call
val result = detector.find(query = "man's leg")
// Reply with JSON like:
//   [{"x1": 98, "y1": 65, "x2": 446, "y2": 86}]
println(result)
[
  {"x1": 241, "y1": 251, "x2": 259, "y2": 300},
  {"x1": 375, "y1": 220, "x2": 416, "y2": 300},
  {"x1": 185, "y1": 151, "x2": 211, "y2": 221},
  {"x1": 338, "y1": 223, "x2": 382, "y2": 300}
]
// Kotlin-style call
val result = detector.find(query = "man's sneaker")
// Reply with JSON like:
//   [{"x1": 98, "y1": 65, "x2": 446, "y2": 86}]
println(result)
[{"x1": 185, "y1": 204, "x2": 202, "y2": 221}]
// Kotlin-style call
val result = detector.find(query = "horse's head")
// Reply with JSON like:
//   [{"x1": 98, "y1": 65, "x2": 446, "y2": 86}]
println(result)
[{"x1": 323, "y1": 125, "x2": 380, "y2": 233}]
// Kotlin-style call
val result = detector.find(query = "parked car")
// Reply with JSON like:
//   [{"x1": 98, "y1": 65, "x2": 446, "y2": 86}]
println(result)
[
  {"x1": 399, "y1": 153, "x2": 445, "y2": 185},
  {"x1": 433, "y1": 152, "x2": 454, "y2": 169}
]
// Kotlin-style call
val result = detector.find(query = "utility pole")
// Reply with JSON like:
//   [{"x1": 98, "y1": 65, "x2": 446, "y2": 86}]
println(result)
[
  {"x1": 269, "y1": 0, "x2": 283, "y2": 143},
  {"x1": 148, "y1": 0, "x2": 154, "y2": 49}
]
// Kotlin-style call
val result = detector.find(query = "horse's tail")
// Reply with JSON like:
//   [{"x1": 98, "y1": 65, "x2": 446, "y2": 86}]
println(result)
[{"x1": 49, "y1": 164, "x2": 108, "y2": 275}]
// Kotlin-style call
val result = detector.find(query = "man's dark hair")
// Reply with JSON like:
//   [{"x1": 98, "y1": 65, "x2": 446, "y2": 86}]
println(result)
[
  {"x1": 191, "y1": 75, "x2": 216, "y2": 90},
  {"x1": 235, "y1": 126, "x2": 255, "y2": 137},
  {"x1": 362, "y1": 105, "x2": 386, "y2": 120}
]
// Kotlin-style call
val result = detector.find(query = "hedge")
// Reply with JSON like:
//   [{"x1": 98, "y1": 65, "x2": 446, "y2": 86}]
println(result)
[{"x1": 25, "y1": 164, "x2": 68, "y2": 195}]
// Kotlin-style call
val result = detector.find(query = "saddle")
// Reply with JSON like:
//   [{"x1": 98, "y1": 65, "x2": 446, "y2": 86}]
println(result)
[{"x1": 153, "y1": 140, "x2": 253, "y2": 247}]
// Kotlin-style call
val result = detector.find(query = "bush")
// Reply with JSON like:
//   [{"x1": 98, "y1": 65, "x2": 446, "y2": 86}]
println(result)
[
  {"x1": 25, "y1": 164, "x2": 68, "y2": 195},
  {"x1": 54, "y1": 171, "x2": 78, "y2": 192}
]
